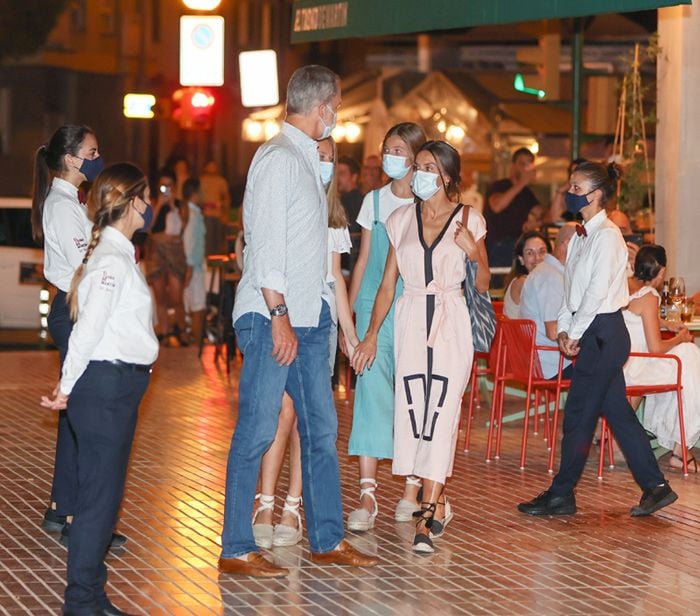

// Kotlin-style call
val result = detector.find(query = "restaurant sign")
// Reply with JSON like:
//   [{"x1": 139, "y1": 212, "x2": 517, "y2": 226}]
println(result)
[
  {"x1": 293, "y1": 1, "x2": 348, "y2": 33},
  {"x1": 291, "y1": 0, "x2": 691, "y2": 43}
]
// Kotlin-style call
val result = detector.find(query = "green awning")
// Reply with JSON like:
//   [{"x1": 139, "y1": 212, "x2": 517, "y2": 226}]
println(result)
[{"x1": 291, "y1": 0, "x2": 691, "y2": 43}]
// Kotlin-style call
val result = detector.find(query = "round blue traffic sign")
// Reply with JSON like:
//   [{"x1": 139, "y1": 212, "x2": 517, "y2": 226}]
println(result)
[{"x1": 192, "y1": 24, "x2": 215, "y2": 49}]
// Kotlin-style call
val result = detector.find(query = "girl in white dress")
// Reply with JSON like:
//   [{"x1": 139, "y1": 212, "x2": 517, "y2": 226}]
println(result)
[{"x1": 623, "y1": 245, "x2": 699, "y2": 471}]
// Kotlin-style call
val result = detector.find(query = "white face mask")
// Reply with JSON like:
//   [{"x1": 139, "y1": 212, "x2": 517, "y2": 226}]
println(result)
[
  {"x1": 320, "y1": 105, "x2": 337, "y2": 140},
  {"x1": 382, "y1": 154, "x2": 410, "y2": 180},
  {"x1": 319, "y1": 160, "x2": 334, "y2": 186},
  {"x1": 411, "y1": 170, "x2": 441, "y2": 201}
]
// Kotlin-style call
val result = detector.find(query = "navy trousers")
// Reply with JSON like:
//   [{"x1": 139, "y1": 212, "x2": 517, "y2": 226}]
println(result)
[
  {"x1": 64, "y1": 361, "x2": 149, "y2": 613},
  {"x1": 550, "y1": 310, "x2": 665, "y2": 496},
  {"x1": 47, "y1": 290, "x2": 78, "y2": 515}
]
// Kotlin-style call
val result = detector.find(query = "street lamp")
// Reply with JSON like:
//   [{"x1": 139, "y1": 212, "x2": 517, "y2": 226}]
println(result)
[{"x1": 182, "y1": 0, "x2": 221, "y2": 9}]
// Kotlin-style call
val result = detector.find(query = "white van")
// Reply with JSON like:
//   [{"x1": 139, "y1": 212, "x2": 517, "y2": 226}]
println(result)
[{"x1": 0, "y1": 197, "x2": 54, "y2": 329}]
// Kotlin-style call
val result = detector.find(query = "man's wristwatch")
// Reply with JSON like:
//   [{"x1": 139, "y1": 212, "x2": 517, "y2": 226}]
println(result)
[{"x1": 269, "y1": 304, "x2": 288, "y2": 318}]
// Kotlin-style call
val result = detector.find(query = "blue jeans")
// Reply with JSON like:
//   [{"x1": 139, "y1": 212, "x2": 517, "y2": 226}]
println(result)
[{"x1": 221, "y1": 302, "x2": 343, "y2": 557}]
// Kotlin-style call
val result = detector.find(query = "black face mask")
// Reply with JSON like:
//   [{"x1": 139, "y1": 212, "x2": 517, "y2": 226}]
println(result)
[
  {"x1": 77, "y1": 156, "x2": 105, "y2": 182},
  {"x1": 137, "y1": 202, "x2": 154, "y2": 232},
  {"x1": 565, "y1": 189, "x2": 595, "y2": 214}
]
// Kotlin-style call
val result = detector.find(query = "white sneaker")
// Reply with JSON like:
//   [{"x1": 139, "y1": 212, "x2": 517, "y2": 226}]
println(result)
[
  {"x1": 272, "y1": 495, "x2": 303, "y2": 547},
  {"x1": 252, "y1": 493, "x2": 274, "y2": 549},
  {"x1": 347, "y1": 478, "x2": 378, "y2": 532}
]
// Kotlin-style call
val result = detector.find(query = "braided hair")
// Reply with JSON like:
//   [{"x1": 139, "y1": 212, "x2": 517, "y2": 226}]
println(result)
[{"x1": 67, "y1": 163, "x2": 148, "y2": 320}]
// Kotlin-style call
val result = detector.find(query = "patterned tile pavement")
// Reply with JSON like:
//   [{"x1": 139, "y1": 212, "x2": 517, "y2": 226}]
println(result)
[{"x1": 1, "y1": 346, "x2": 700, "y2": 615}]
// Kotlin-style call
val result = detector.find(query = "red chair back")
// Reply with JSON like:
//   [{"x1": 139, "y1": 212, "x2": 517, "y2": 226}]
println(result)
[{"x1": 499, "y1": 319, "x2": 545, "y2": 382}]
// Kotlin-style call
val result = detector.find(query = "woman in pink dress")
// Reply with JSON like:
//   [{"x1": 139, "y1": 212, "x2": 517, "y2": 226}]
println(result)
[{"x1": 353, "y1": 141, "x2": 490, "y2": 553}]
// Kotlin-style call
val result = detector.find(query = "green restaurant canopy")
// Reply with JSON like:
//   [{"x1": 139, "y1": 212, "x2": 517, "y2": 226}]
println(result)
[{"x1": 291, "y1": 0, "x2": 691, "y2": 43}]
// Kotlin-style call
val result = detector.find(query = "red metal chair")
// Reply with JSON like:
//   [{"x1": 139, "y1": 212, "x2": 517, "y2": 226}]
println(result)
[
  {"x1": 486, "y1": 319, "x2": 571, "y2": 469},
  {"x1": 597, "y1": 351, "x2": 687, "y2": 477},
  {"x1": 462, "y1": 301, "x2": 504, "y2": 452}
]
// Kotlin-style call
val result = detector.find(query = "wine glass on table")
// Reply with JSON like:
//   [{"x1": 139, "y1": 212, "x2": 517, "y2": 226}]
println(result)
[{"x1": 669, "y1": 277, "x2": 686, "y2": 308}]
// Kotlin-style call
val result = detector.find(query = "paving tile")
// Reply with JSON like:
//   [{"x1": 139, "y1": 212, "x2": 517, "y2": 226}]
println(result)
[{"x1": 1, "y1": 347, "x2": 700, "y2": 615}]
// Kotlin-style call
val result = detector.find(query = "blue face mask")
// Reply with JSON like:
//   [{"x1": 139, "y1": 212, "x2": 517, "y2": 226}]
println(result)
[
  {"x1": 319, "y1": 161, "x2": 334, "y2": 186},
  {"x1": 382, "y1": 154, "x2": 410, "y2": 180},
  {"x1": 319, "y1": 106, "x2": 337, "y2": 140},
  {"x1": 77, "y1": 155, "x2": 105, "y2": 182},
  {"x1": 565, "y1": 189, "x2": 596, "y2": 214},
  {"x1": 411, "y1": 170, "x2": 441, "y2": 201},
  {"x1": 137, "y1": 201, "x2": 154, "y2": 232}
]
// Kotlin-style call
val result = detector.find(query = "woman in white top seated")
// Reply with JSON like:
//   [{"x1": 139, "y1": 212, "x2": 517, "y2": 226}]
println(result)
[
  {"x1": 502, "y1": 230, "x2": 551, "y2": 318},
  {"x1": 41, "y1": 162, "x2": 159, "y2": 615},
  {"x1": 623, "y1": 244, "x2": 699, "y2": 471}
]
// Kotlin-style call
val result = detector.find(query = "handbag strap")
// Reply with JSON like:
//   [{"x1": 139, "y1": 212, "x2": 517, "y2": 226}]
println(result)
[{"x1": 461, "y1": 201, "x2": 470, "y2": 228}]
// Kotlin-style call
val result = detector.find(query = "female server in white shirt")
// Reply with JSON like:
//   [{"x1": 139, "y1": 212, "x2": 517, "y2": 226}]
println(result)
[
  {"x1": 30, "y1": 125, "x2": 105, "y2": 534},
  {"x1": 42, "y1": 163, "x2": 159, "y2": 616},
  {"x1": 518, "y1": 162, "x2": 676, "y2": 517}
]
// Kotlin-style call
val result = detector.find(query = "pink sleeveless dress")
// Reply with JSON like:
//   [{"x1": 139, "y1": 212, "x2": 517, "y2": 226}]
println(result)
[{"x1": 386, "y1": 203, "x2": 486, "y2": 483}]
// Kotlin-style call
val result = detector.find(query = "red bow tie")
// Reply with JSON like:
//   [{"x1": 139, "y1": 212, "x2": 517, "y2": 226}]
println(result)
[{"x1": 576, "y1": 224, "x2": 587, "y2": 237}]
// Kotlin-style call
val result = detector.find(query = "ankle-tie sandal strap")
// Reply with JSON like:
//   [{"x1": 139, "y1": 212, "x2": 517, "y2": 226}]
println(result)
[
  {"x1": 282, "y1": 495, "x2": 302, "y2": 513},
  {"x1": 358, "y1": 478, "x2": 378, "y2": 516},
  {"x1": 405, "y1": 476, "x2": 422, "y2": 487},
  {"x1": 281, "y1": 494, "x2": 303, "y2": 527},
  {"x1": 413, "y1": 502, "x2": 437, "y2": 530},
  {"x1": 252, "y1": 493, "x2": 275, "y2": 523}
]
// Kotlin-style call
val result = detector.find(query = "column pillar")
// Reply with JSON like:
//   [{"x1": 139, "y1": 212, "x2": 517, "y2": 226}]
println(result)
[{"x1": 656, "y1": 4, "x2": 700, "y2": 292}]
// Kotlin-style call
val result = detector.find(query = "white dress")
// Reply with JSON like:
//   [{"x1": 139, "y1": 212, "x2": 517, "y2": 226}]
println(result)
[
  {"x1": 623, "y1": 285, "x2": 700, "y2": 449},
  {"x1": 503, "y1": 279, "x2": 520, "y2": 318}
]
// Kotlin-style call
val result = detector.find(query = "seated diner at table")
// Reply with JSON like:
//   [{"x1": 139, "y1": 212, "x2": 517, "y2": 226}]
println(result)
[{"x1": 623, "y1": 244, "x2": 700, "y2": 471}]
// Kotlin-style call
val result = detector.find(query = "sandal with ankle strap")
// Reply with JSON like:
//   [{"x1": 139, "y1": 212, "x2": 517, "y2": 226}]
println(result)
[
  {"x1": 669, "y1": 453, "x2": 699, "y2": 473},
  {"x1": 252, "y1": 494, "x2": 274, "y2": 549},
  {"x1": 429, "y1": 497, "x2": 454, "y2": 540},
  {"x1": 272, "y1": 495, "x2": 303, "y2": 547},
  {"x1": 347, "y1": 478, "x2": 378, "y2": 531},
  {"x1": 412, "y1": 502, "x2": 436, "y2": 554}
]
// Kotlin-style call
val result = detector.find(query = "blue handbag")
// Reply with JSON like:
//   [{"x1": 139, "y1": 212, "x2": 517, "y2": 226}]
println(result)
[{"x1": 462, "y1": 204, "x2": 496, "y2": 353}]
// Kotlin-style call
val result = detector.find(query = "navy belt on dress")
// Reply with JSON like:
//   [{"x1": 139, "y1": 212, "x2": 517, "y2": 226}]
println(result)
[{"x1": 95, "y1": 359, "x2": 152, "y2": 373}]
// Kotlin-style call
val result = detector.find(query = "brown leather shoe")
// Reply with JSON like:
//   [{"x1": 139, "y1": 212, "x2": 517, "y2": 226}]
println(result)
[
  {"x1": 218, "y1": 552, "x2": 289, "y2": 577},
  {"x1": 310, "y1": 539, "x2": 378, "y2": 567}
]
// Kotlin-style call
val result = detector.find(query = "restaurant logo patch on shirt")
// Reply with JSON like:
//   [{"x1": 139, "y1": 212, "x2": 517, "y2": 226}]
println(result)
[
  {"x1": 74, "y1": 237, "x2": 88, "y2": 252},
  {"x1": 99, "y1": 271, "x2": 116, "y2": 291}
]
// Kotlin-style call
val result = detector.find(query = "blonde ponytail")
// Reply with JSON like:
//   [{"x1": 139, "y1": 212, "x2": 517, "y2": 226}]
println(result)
[{"x1": 67, "y1": 225, "x2": 103, "y2": 321}]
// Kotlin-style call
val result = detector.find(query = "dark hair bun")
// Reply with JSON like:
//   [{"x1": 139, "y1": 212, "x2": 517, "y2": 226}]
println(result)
[
  {"x1": 633, "y1": 244, "x2": 666, "y2": 281},
  {"x1": 607, "y1": 163, "x2": 621, "y2": 182}
]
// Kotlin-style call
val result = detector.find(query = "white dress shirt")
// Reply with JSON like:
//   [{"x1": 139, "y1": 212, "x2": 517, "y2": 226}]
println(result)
[
  {"x1": 60, "y1": 226, "x2": 159, "y2": 395},
  {"x1": 43, "y1": 177, "x2": 93, "y2": 292},
  {"x1": 558, "y1": 210, "x2": 629, "y2": 341},
  {"x1": 520, "y1": 254, "x2": 570, "y2": 379},
  {"x1": 233, "y1": 122, "x2": 330, "y2": 327}
]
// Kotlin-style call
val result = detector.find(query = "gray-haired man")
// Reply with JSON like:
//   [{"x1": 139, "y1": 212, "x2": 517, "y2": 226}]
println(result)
[{"x1": 219, "y1": 65, "x2": 377, "y2": 577}]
